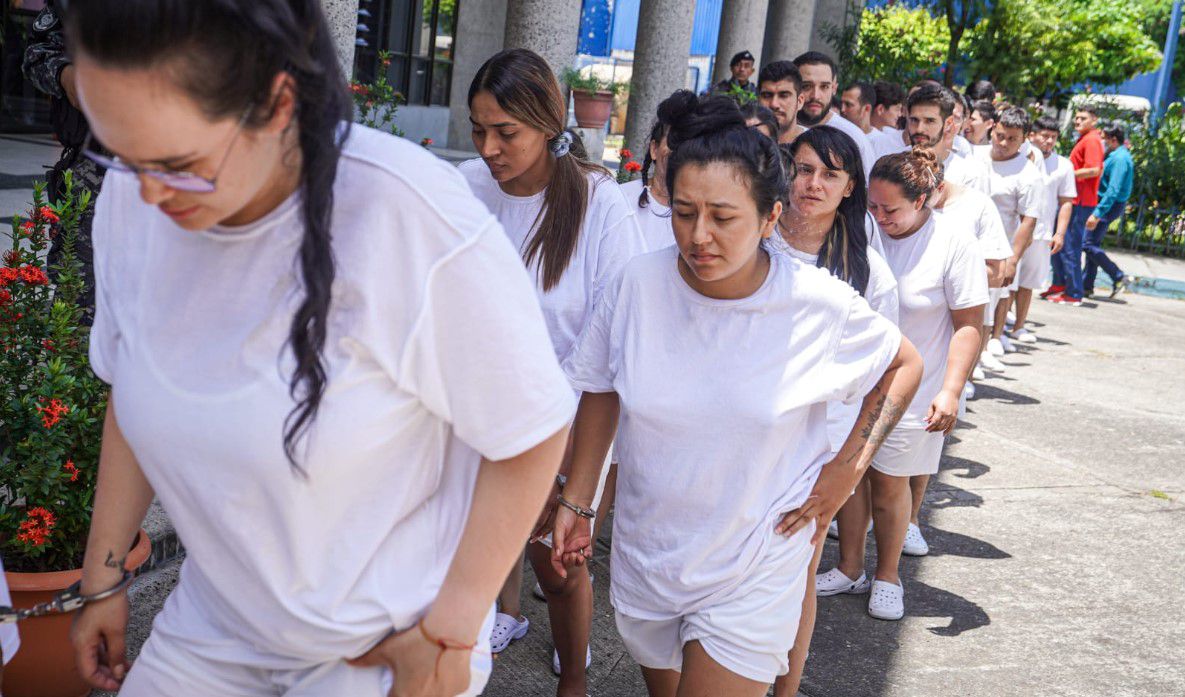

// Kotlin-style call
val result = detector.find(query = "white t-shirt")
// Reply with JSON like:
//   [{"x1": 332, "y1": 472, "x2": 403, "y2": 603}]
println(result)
[
  {"x1": 460, "y1": 160, "x2": 644, "y2": 365},
  {"x1": 952, "y1": 134, "x2": 973, "y2": 157},
  {"x1": 938, "y1": 186, "x2": 1013, "y2": 260},
  {"x1": 766, "y1": 232, "x2": 900, "y2": 451},
  {"x1": 870, "y1": 127, "x2": 909, "y2": 162},
  {"x1": 879, "y1": 214, "x2": 989, "y2": 429},
  {"x1": 0, "y1": 556, "x2": 18, "y2": 664},
  {"x1": 982, "y1": 152, "x2": 1045, "y2": 242},
  {"x1": 563, "y1": 249, "x2": 900, "y2": 619},
  {"x1": 618, "y1": 178, "x2": 675, "y2": 252},
  {"x1": 88, "y1": 126, "x2": 576, "y2": 666},
  {"x1": 1035, "y1": 153, "x2": 1078, "y2": 241},
  {"x1": 823, "y1": 112, "x2": 878, "y2": 180},
  {"x1": 944, "y1": 151, "x2": 991, "y2": 194}
]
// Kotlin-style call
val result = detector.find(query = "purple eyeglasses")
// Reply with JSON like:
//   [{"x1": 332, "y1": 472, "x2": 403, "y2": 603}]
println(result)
[{"x1": 82, "y1": 107, "x2": 253, "y2": 193}]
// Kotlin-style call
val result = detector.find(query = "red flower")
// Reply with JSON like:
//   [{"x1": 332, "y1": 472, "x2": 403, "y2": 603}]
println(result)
[
  {"x1": 42, "y1": 338, "x2": 55, "y2": 351},
  {"x1": 420, "y1": 137, "x2": 434, "y2": 147},
  {"x1": 63, "y1": 460, "x2": 80, "y2": 482},
  {"x1": 17, "y1": 507, "x2": 56, "y2": 547},
  {"x1": 18, "y1": 221, "x2": 35, "y2": 238},
  {"x1": 623, "y1": 161, "x2": 642, "y2": 173},
  {"x1": 0, "y1": 289, "x2": 11, "y2": 306},
  {"x1": 18, "y1": 265, "x2": 49, "y2": 286},
  {"x1": 0, "y1": 267, "x2": 17, "y2": 285},
  {"x1": 620, "y1": 148, "x2": 633, "y2": 160},
  {"x1": 36, "y1": 398, "x2": 70, "y2": 429},
  {"x1": 3, "y1": 249, "x2": 19, "y2": 265},
  {"x1": 350, "y1": 83, "x2": 370, "y2": 96},
  {"x1": 37, "y1": 206, "x2": 60, "y2": 224}
]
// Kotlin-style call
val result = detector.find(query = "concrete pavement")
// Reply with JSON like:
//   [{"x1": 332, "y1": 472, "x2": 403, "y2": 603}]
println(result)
[{"x1": 104, "y1": 287, "x2": 1185, "y2": 697}]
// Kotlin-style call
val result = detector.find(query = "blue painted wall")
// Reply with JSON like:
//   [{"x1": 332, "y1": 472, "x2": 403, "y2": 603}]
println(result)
[{"x1": 584, "y1": 0, "x2": 723, "y2": 57}]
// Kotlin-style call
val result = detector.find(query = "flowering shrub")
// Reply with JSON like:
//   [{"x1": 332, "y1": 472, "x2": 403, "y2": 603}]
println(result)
[
  {"x1": 0, "y1": 175, "x2": 107, "y2": 572},
  {"x1": 616, "y1": 147, "x2": 642, "y2": 184},
  {"x1": 351, "y1": 50, "x2": 405, "y2": 137}
]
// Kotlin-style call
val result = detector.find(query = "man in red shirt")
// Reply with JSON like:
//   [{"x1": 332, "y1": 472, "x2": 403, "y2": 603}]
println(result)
[{"x1": 1047, "y1": 104, "x2": 1104, "y2": 305}]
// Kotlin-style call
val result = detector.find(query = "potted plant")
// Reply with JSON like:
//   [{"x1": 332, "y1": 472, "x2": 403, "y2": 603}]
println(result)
[
  {"x1": 562, "y1": 67, "x2": 627, "y2": 130},
  {"x1": 0, "y1": 175, "x2": 150, "y2": 697}
]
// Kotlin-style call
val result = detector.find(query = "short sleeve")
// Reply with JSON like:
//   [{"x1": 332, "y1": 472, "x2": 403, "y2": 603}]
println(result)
[
  {"x1": 866, "y1": 248, "x2": 899, "y2": 325},
  {"x1": 88, "y1": 174, "x2": 121, "y2": 384},
  {"x1": 829, "y1": 292, "x2": 902, "y2": 405},
  {"x1": 1019, "y1": 171, "x2": 1045, "y2": 220},
  {"x1": 1057, "y1": 165, "x2": 1077, "y2": 199},
  {"x1": 399, "y1": 224, "x2": 576, "y2": 461},
  {"x1": 1085, "y1": 136, "x2": 1105, "y2": 169},
  {"x1": 593, "y1": 185, "x2": 646, "y2": 299},
  {"x1": 944, "y1": 231, "x2": 990, "y2": 311},
  {"x1": 561, "y1": 271, "x2": 620, "y2": 394}
]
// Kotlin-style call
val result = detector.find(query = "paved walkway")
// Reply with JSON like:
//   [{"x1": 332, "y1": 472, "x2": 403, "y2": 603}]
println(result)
[{"x1": 104, "y1": 287, "x2": 1185, "y2": 697}]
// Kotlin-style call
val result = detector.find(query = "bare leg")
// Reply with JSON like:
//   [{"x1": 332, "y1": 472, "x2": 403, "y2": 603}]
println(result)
[
  {"x1": 869, "y1": 469, "x2": 911, "y2": 585},
  {"x1": 677, "y1": 641, "x2": 770, "y2": 697},
  {"x1": 774, "y1": 537, "x2": 826, "y2": 697},
  {"x1": 992, "y1": 294, "x2": 1012, "y2": 340},
  {"x1": 641, "y1": 667, "x2": 681, "y2": 697},
  {"x1": 908, "y1": 474, "x2": 929, "y2": 526},
  {"x1": 528, "y1": 542, "x2": 592, "y2": 697},
  {"x1": 1014, "y1": 287, "x2": 1034, "y2": 331},
  {"x1": 835, "y1": 476, "x2": 872, "y2": 580},
  {"x1": 592, "y1": 462, "x2": 618, "y2": 544},
  {"x1": 497, "y1": 549, "x2": 525, "y2": 619},
  {"x1": 980, "y1": 325, "x2": 991, "y2": 354}
]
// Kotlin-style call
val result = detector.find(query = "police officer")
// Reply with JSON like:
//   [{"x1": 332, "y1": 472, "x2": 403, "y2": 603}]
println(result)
[
  {"x1": 22, "y1": 0, "x2": 103, "y2": 322},
  {"x1": 711, "y1": 50, "x2": 758, "y2": 101}
]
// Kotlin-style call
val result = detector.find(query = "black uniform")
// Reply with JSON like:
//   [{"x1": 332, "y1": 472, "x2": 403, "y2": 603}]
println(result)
[{"x1": 22, "y1": 1, "x2": 102, "y2": 321}]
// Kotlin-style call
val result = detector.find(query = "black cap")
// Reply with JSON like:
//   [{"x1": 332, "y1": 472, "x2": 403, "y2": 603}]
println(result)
[{"x1": 730, "y1": 50, "x2": 755, "y2": 67}]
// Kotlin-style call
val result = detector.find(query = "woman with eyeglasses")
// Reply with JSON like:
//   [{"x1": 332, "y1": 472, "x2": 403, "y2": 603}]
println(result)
[
  {"x1": 460, "y1": 49, "x2": 643, "y2": 697},
  {"x1": 552, "y1": 96, "x2": 920, "y2": 697},
  {"x1": 65, "y1": 3, "x2": 574, "y2": 696}
]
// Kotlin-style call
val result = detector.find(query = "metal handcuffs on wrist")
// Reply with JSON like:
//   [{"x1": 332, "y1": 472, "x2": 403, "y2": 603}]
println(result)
[{"x1": 0, "y1": 569, "x2": 134, "y2": 624}]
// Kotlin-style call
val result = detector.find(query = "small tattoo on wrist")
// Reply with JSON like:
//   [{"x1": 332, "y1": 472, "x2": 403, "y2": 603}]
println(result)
[{"x1": 104, "y1": 550, "x2": 127, "y2": 569}]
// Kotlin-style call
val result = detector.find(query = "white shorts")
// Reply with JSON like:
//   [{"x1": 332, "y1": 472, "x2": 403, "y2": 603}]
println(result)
[
  {"x1": 119, "y1": 600, "x2": 494, "y2": 696},
  {"x1": 984, "y1": 287, "x2": 1009, "y2": 326},
  {"x1": 871, "y1": 426, "x2": 944, "y2": 477},
  {"x1": 1017, "y1": 240, "x2": 1052, "y2": 290},
  {"x1": 613, "y1": 524, "x2": 814, "y2": 684}
]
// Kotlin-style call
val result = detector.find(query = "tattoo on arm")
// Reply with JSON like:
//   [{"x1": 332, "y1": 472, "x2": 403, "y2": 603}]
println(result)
[
  {"x1": 104, "y1": 550, "x2": 126, "y2": 570},
  {"x1": 857, "y1": 385, "x2": 905, "y2": 450}
]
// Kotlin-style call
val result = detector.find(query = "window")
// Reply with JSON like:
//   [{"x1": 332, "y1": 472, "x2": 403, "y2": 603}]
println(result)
[{"x1": 355, "y1": 0, "x2": 458, "y2": 107}]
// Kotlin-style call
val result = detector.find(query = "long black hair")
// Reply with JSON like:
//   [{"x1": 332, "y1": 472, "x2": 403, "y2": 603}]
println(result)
[
  {"x1": 637, "y1": 89, "x2": 697, "y2": 208},
  {"x1": 665, "y1": 95, "x2": 785, "y2": 220},
  {"x1": 66, "y1": 0, "x2": 353, "y2": 472},
  {"x1": 785, "y1": 126, "x2": 871, "y2": 295}
]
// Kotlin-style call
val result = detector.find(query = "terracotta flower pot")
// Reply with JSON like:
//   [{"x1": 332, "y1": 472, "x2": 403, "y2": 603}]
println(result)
[
  {"x1": 3, "y1": 529, "x2": 151, "y2": 697},
  {"x1": 572, "y1": 90, "x2": 615, "y2": 129}
]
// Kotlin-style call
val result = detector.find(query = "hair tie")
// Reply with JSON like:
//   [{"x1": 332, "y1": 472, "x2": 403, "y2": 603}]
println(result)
[{"x1": 549, "y1": 131, "x2": 572, "y2": 158}]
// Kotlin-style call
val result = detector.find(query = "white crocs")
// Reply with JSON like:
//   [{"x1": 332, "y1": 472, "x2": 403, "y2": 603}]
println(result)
[
  {"x1": 868, "y1": 579, "x2": 905, "y2": 620},
  {"x1": 827, "y1": 519, "x2": 839, "y2": 539},
  {"x1": 552, "y1": 644, "x2": 592, "y2": 675},
  {"x1": 815, "y1": 567, "x2": 871, "y2": 597},
  {"x1": 1013, "y1": 328, "x2": 1037, "y2": 343},
  {"x1": 902, "y1": 522, "x2": 929, "y2": 556},
  {"x1": 489, "y1": 612, "x2": 529, "y2": 653}
]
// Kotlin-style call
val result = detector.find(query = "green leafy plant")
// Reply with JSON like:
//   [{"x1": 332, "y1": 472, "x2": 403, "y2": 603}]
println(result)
[
  {"x1": 0, "y1": 175, "x2": 106, "y2": 572},
  {"x1": 824, "y1": 4, "x2": 949, "y2": 86},
  {"x1": 561, "y1": 67, "x2": 627, "y2": 97},
  {"x1": 724, "y1": 81, "x2": 756, "y2": 107},
  {"x1": 351, "y1": 50, "x2": 405, "y2": 137}
]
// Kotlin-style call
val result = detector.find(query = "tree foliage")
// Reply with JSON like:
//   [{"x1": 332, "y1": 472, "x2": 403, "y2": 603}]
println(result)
[
  {"x1": 1131, "y1": 102, "x2": 1185, "y2": 206},
  {"x1": 824, "y1": 4, "x2": 950, "y2": 86},
  {"x1": 964, "y1": 0, "x2": 1162, "y2": 104}
]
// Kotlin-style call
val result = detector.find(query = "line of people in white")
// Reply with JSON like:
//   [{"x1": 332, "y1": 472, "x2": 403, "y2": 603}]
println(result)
[{"x1": 39, "y1": 1, "x2": 1070, "y2": 694}]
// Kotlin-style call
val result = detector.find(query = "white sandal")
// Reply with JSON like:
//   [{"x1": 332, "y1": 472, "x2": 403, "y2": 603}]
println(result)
[
  {"x1": 816, "y1": 567, "x2": 871, "y2": 597},
  {"x1": 868, "y1": 579, "x2": 905, "y2": 621}
]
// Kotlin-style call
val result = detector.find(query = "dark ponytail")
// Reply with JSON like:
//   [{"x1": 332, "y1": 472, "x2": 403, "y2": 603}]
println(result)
[
  {"x1": 786, "y1": 126, "x2": 871, "y2": 295},
  {"x1": 469, "y1": 49, "x2": 609, "y2": 292},
  {"x1": 66, "y1": 0, "x2": 353, "y2": 473},
  {"x1": 639, "y1": 89, "x2": 698, "y2": 208},
  {"x1": 665, "y1": 95, "x2": 785, "y2": 219}
]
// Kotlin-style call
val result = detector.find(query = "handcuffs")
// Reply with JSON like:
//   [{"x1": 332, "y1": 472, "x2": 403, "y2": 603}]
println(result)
[{"x1": 0, "y1": 569, "x2": 133, "y2": 624}]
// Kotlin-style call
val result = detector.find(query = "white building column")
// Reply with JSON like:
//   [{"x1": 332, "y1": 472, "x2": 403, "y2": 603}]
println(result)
[
  {"x1": 321, "y1": 0, "x2": 361, "y2": 77},
  {"x1": 811, "y1": 0, "x2": 864, "y2": 59},
  {"x1": 713, "y1": 0, "x2": 771, "y2": 84},
  {"x1": 503, "y1": 0, "x2": 582, "y2": 77},
  {"x1": 623, "y1": 0, "x2": 697, "y2": 154},
  {"x1": 447, "y1": 0, "x2": 510, "y2": 149},
  {"x1": 762, "y1": 0, "x2": 817, "y2": 64}
]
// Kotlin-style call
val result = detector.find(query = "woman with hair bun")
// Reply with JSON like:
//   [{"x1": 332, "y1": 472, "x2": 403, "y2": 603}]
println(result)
[
  {"x1": 66, "y1": 3, "x2": 574, "y2": 696},
  {"x1": 620, "y1": 89, "x2": 699, "y2": 252},
  {"x1": 462, "y1": 48, "x2": 643, "y2": 697},
  {"x1": 862, "y1": 148, "x2": 989, "y2": 621},
  {"x1": 553, "y1": 95, "x2": 921, "y2": 696},
  {"x1": 766, "y1": 125, "x2": 904, "y2": 697}
]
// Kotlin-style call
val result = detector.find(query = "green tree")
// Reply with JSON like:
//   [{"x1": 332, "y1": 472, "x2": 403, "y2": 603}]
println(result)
[
  {"x1": 966, "y1": 0, "x2": 1161, "y2": 104},
  {"x1": 824, "y1": 4, "x2": 950, "y2": 86}
]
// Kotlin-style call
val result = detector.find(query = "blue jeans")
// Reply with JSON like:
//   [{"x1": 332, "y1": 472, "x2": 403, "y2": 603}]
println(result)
[
  {"x1": 1083, "y1": 204, "x2": 1126, "y2": 293},
  {"x1": 1054, "y1": 205, "x2": 1091, "y2": 299}
]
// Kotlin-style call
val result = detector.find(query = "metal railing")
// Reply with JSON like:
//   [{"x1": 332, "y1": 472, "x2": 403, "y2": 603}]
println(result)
[{"x1": 1104, "y1": 197, "x2": 1185, "y2": 257}]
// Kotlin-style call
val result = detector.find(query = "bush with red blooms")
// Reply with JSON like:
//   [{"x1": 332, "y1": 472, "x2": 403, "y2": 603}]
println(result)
[
  {"x1": 1, "y1": 175, "x2": 107, "y2": 572},
  {"x1": 350, "y1": 50, "x2": 406, "y2": 137},
  {"x1": 616, "y1": 146, "x2": 643, "y2": 184}
]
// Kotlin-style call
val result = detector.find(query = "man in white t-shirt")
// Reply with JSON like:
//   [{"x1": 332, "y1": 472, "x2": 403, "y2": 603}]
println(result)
[
  {"x1": 980, "y1": 106, "x2": 1045, "y2": 355},
  {"x1": 840, "y1": 81, "x2": 875, "y2": 135},
  {"x1": 1012, "y1": 116, "x2": 1077, "y2": 342},
  {"x1": 757, "y1": 60, "x2": 807, "y2": 145},
  {"x1": 792, "y1": 51, "x2": 876, "y2": 179},
  {"x1": 871, "y1": 80, "x2": 905, "y2": 132}
]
